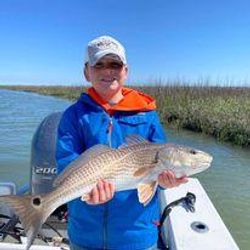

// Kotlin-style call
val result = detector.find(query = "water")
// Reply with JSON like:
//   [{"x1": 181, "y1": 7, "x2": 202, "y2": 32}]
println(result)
[
  {"x1": 0, "y1": 90, "x2": 71, "y2": 185},
  {"x1": 0, "y1": 90, "x2": 249, "y2": 249}
]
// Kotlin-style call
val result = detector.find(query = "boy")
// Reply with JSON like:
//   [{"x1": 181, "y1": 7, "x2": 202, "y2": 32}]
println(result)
[{"x1": 56, "y1": 35, "x2": 187, "y2": 250}]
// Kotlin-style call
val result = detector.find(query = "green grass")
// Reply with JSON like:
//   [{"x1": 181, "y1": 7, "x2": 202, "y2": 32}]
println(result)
[
  {"x1": 1, "y1": 84, "x2": 249, "y2": 146},
  {"x1": 139, "y1": 85, "x2": 250, "y2": 147}
]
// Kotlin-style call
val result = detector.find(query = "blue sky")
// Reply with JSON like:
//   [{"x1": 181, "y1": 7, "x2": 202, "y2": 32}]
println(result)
[{"x1": 0, "y1": 0, "x2": 250, "y2": 86}]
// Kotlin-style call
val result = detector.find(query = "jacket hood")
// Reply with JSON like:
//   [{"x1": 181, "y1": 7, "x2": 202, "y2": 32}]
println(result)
[{"x1": 86, "y1": 87, "x2": 156, "y2": 114}]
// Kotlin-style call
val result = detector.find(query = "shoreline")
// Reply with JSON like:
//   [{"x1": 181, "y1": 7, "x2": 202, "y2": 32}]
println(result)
[{"x1": 1, "y1": 85, "x2": 249, "y2": 147}]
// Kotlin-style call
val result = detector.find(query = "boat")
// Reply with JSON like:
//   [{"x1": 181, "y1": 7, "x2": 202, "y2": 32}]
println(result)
[{"x1": 0, "y1": 112, "x2": 240, "y2": 250}]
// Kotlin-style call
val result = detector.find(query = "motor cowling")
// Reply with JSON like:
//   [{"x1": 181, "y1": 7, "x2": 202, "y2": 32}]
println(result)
[{"x1": 30, "y1": 112, "x2": 62, "y2": 195}]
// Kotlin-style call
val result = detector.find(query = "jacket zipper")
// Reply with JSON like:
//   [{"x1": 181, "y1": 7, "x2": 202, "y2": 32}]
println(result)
[
  {"x1": 107, "y1": 116, "x2": 113, "y2": 148},
  {"x1": 104, "y1": 116, "x2": 113, "y2": 249}
]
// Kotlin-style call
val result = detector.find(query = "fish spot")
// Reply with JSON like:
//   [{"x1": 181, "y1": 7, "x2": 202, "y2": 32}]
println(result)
[
  {"x1": 32, "y1": 197, "x2": 41, "y2": 206},
  {"x1": 190, "y1": 149, "x2": 197, "y2": 155}
]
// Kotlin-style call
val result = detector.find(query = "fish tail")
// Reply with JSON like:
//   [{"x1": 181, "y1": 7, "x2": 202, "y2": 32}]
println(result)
[{"x1": 0, "y1": 194, "x2": 54, "y2": 250}]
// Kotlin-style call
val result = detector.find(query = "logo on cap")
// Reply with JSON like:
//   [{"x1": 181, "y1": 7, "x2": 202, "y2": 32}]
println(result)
[{"x1": 85, "y1": 36, "x2": 127, "y2": 66}]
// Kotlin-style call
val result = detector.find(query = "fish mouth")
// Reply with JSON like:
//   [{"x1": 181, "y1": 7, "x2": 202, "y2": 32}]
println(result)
[
  {"x1": 199, "y1": 154, "x2": 213, "y2": 166},
  {"x1": 193, "y1": 160, "x2": 212, "y2": 172},
  {"x1": 188, "y1": 164, "x2": 211, "y2": 177},
  {"x1": 190, "y1": 155, "x2": 213, "y2": 174}
]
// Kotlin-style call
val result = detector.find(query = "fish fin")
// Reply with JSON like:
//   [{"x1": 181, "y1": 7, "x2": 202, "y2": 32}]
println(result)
[
  {"x1": 119, "y1": 135, "x2": 149, "y2": 148},
  {"x1": 54, "y1": 144, "x2": 114, "y2": 187},
  {"x1": 137, "y1": 181, "x2": 158, "y2": 206},
  {"x1": 0, "y1": 194, "x2": 54, "y2": 250},
  {"x1": 126, "y1": 134, "x2": 149, "y2": 145},
  {"x1": 133, "y1": 163, "x2": 156, "y2": 177},
  {"x1": 133, "y1": 167, "x2": 151, "y2": 177}
]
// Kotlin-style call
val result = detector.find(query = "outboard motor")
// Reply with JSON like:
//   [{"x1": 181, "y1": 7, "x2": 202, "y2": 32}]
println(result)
[
  {"x1": 30, "y1": 112, "x2": 62, "y2": 195},
  {"x1": 0, "y1": 112, "x2": 68, "y2": 245}
]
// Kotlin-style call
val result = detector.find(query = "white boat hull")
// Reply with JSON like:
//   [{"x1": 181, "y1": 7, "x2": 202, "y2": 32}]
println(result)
[{"x1": 159, "y1": 178, "x2": 239, "y2": 250}]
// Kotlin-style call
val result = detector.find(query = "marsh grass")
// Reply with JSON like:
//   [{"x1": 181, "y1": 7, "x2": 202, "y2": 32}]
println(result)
[
  {"x1": 137, "y1": 85, "x2": 250, "y2": 146},
  {"x1": 1, "y1": 84, "x2": 249, "y2": 146}
]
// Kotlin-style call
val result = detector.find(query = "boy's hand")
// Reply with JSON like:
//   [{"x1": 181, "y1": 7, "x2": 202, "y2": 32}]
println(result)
[
  {"x1": 158, "y1": 170, "x2": 188, "y2": 189},
  {"x1": 86, "y1": 180, "x2": 115, "y2": 205}
]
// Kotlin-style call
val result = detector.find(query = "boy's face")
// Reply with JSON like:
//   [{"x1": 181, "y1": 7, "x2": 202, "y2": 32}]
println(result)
[{"x1": 84, "y1": 56, "x2": 128, "y2": 100}]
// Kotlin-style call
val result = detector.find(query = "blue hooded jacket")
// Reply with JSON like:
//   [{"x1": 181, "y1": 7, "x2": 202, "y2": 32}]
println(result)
[{"x1": 56, "y1": 92, "x2": 166, "y2": 249}]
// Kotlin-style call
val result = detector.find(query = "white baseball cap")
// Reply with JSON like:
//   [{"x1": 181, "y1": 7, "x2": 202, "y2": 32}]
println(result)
[{"x1": 84, "y1": 35, "x2": 127, "y2": 66}]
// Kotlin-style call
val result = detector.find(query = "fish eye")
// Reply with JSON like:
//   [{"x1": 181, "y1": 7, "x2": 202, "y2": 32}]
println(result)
[{"x1": 190, "y1": 149, "x2": 197, "y2": 155}]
